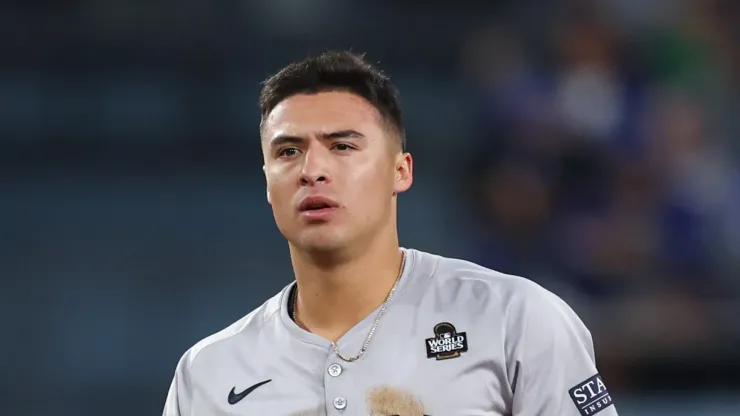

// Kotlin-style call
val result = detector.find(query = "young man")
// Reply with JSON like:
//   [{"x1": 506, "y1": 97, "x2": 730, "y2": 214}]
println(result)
[{"x1": 162, "y1": 51, "x2": 618, "y2": 416}]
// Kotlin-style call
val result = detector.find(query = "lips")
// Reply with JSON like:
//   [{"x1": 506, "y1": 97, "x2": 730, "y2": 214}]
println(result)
[{"x1": 298, "y1": 196, "x2": 339, "y2": 212}]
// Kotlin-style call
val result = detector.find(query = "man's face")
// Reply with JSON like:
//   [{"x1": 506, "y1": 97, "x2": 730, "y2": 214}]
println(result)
[{"x1": 262, "y1": 91, "x2": 413, "y2": 251}]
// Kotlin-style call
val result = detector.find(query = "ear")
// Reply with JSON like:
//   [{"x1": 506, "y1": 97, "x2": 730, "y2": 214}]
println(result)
[
  {"x1": 393, "y1": 152, "x2": 413, "y2": 195},
  {"x1": 263, "y1": 165, "x2": 272, "y2": 205}
]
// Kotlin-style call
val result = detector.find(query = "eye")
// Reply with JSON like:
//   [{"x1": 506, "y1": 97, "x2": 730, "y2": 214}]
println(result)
[
  {"x1": 333, "y1": 143, "x2": 354, "y2": 152},
  {"x1": 278, "y1": 147, "x2": 300, "y2": 158}
]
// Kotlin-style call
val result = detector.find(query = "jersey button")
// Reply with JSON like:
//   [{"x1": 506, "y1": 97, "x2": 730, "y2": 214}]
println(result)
[
  {"x1": 333, "y1": 396, "x2": 347, "y2": 410},
  {"x1": 327, "y1": 363, "x2": 343, "y2": 377}
]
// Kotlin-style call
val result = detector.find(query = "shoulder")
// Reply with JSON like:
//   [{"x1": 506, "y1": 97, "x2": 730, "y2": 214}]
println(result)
[
  {"x1": 173, "y1": 284, "x2": 289, "y2": 376},
  {"x1": 413, "y1": 249, "x2": 585, "y2": 332},
  {"x1": 416, "y1": 249, "x2": 567, "y2": 309}
]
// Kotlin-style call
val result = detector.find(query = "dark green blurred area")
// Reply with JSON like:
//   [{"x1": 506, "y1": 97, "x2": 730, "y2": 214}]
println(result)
[{"x1": 1, "y1": 0, "x2": 739, "y2": 414}]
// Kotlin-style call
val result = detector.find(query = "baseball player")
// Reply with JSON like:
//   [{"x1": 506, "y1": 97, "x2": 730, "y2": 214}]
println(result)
[{"x1": 162, "y1": 51, "x2": 618, "y2": 416}]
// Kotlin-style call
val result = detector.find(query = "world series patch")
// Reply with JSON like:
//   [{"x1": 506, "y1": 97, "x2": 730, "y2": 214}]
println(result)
[
  {"x1": 568, "y1": 373, "x2": 614, "y2": 416},
  {"x1": 425, "y1": 322, "x2": 468, "y2": 360}
]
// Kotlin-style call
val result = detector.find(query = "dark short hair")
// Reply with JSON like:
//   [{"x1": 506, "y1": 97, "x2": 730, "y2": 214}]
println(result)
[{"x1": 259, "y1": 51, "x2": 406, "y2": 150}]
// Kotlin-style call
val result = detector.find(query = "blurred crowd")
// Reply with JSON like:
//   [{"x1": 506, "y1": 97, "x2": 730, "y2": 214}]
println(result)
[{"x1": 459, "y1": 0, "x2": 740, "y2": 389}]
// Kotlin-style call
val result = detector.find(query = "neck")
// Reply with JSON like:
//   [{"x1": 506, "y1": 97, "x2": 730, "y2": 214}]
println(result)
[{"x1": 289, "y1": 233, "x2": 404, "y2": 343}]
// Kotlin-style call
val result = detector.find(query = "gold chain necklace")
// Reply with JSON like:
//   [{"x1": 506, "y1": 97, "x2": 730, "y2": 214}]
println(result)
[{"x1": 291, "y1": 251, "x2": 406, "y2": 362}]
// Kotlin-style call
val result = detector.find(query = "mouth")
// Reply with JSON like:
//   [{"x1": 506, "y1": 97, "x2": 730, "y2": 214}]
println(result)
[{"x1": 298, "y1": 196, "x2": 340, "y2": 219}]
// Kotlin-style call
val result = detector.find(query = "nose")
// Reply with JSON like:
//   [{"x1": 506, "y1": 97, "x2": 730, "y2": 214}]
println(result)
[{"x1": 299, "y1": 148, "x2": 331, "y2": 186}]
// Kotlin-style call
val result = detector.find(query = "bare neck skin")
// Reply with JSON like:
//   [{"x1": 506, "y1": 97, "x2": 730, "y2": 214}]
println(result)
[{"x1": 289, "y1": 223, "x2": 404, "y2": 343}]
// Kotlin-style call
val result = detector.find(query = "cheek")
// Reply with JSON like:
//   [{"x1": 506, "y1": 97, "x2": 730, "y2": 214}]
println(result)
[
  {"x1": 348, "y1": 165, "x2": 394, "y2": 208},
  {"x1": 266, "y1": 174, "x2": 295, "y2": 210}
]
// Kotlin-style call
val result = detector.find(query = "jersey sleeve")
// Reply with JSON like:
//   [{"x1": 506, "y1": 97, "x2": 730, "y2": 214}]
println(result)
[
  {"x1": 505, "y1": 284, "x2": 618, "y2": 416},
  {"x1": 162, "y1": 351, "x2": 194, "y2": 416}
]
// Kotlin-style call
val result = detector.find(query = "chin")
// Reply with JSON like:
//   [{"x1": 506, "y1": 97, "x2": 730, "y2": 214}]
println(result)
[{"x1": 292, "y1": 228, "x2": 352, "y2": 252}]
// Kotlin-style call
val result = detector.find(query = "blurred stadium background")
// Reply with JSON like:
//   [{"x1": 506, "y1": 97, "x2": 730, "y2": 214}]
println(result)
[{"x1": 2, "y1": 0, "x2": 739, "y2": 415}]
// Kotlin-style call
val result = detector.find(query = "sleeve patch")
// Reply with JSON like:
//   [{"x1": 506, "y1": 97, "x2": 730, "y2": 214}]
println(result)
[{"x1": 568, "y1": 374, "x2": 614, "y2": 416}]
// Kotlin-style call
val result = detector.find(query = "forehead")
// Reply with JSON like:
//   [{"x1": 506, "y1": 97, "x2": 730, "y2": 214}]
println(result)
[{"x1": 262, "y1": 91, "x2": 385, "y2": 140}]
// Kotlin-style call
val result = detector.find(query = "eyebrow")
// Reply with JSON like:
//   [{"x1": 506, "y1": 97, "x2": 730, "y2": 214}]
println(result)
[
  {"x1": 269, "y1": 129, "x2": 365, "y2": 149},
  {"x1": 320, "y1": 129, "x2": 365, "y2": 140},
  {"x1": 269, "y1": 135, "x2": 303, "y2": 150}
]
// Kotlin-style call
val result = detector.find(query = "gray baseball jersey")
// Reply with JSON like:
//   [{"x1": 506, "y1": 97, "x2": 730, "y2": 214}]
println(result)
[{"x1": 163, "y1": 248, "x2": 618, "y2": 415}]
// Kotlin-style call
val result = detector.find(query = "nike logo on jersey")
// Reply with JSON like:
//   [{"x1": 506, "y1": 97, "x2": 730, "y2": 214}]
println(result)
[{"x1": 227, "y1": 379, "x2": 272, "y2": 405}]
